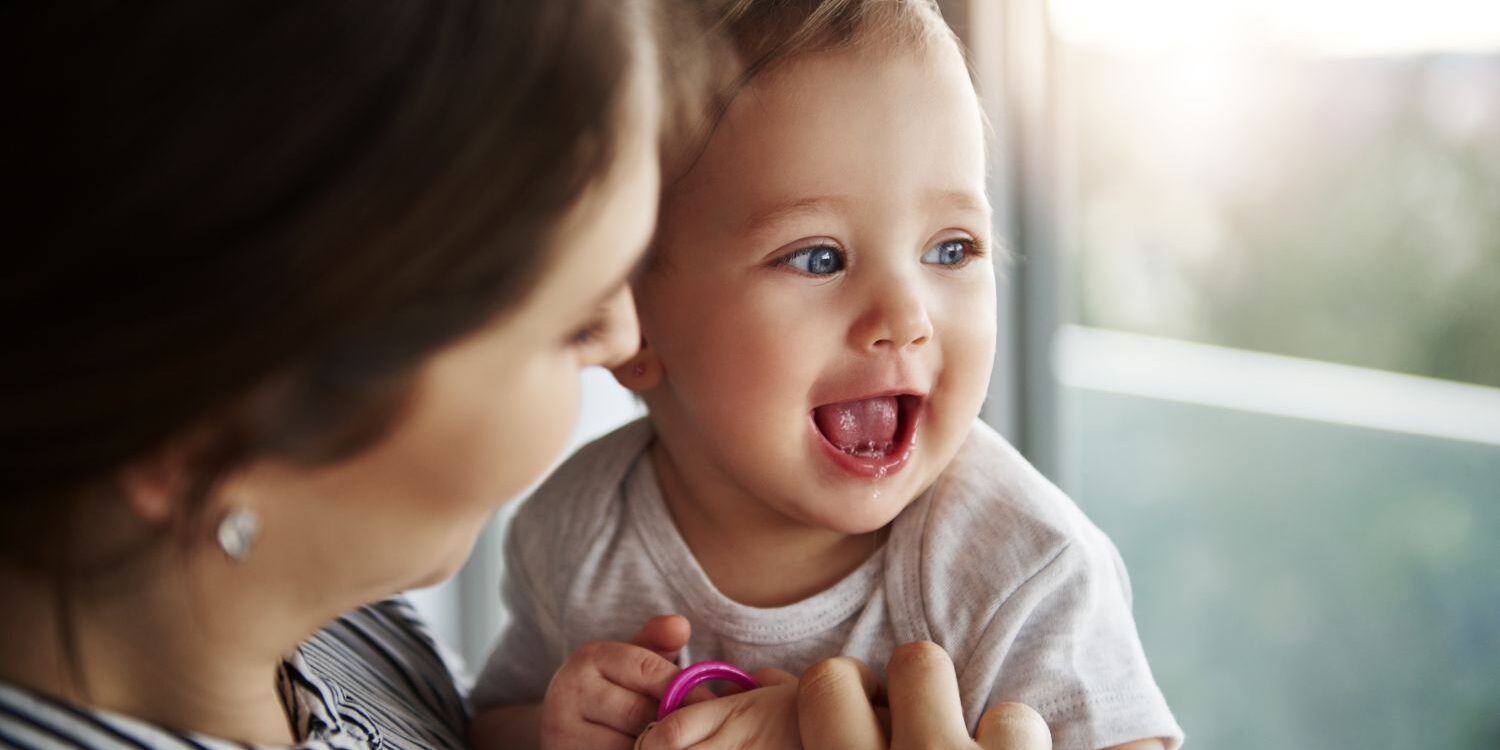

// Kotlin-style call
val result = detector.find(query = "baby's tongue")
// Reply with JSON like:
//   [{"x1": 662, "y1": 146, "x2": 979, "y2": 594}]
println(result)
[{"x1": 814, "y1": 396, "x2": 899, "y2": 453}]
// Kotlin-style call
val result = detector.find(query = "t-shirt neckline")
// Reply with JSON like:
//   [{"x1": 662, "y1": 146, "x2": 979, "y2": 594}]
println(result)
[{"x1": 624, "y1": 447, "x2": 893, "y2": 645}]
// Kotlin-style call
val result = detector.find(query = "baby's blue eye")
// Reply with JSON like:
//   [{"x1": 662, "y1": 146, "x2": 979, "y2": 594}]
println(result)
[
  {"x1": 782, "y1": 245, "x2": 845, "y2": 275},
  {"x1": 922, "y1": 239, "x2": 971, "y2": 266}
]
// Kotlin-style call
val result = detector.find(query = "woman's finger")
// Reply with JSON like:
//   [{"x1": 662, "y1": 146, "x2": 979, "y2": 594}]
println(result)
[
  {"x1": 885, "y1": 641, "x2": 971, "y2": 750},
  {"x1": 796, "y1": 656, "x2": 885, "y2": 750},
  {"x1": 975, "y1": 703, "x2": 1052, "y2": 750},
  {"x1": 635, "y1": 697, "x2": 732, "y2": 750}
]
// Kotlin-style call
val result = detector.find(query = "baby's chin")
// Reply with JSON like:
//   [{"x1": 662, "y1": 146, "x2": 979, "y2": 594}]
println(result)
[
  {"x1": 793, "y1": 456, "x2": 952, "y2": 534},
  {"x1": 791, "y1": 490, "x2": 921, "y2": 537}
]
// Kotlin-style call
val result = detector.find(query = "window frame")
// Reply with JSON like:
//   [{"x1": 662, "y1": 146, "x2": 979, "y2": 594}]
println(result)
[{"x1": 940, "y1": 0, "x2": 1063, "y2": 477}]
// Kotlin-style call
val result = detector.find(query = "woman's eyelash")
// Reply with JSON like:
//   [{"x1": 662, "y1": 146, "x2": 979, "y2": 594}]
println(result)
[{"x1": 569, "y1": 317, "x2": 607, "y2": 346}]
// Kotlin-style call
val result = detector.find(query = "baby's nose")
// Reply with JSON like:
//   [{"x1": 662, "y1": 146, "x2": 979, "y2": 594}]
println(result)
[{"x1": 854, "y1": 281, "x2": 933, "y2": 351}]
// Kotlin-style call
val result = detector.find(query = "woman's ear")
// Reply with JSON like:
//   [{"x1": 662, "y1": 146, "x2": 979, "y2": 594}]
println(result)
[
  {"x1": 118, "y1": 448, "x2": 187, "y2": 525},
  {"x1": 611, "y1": 337, "x2": 664, "y2": 393}
]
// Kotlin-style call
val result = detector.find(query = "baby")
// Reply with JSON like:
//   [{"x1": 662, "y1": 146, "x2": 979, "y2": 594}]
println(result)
[{"x1": 472, "y1": 1, "x2": 1182, "y2": 749}]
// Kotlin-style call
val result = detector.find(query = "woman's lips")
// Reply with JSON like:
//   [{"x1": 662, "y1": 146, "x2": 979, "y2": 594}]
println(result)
[{"x1": 809, "y1": 394, "x2": 922, "y2": 478}]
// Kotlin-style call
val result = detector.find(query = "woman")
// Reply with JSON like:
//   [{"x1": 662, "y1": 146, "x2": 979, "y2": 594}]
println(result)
[{"x1": 0, "y1": 2, "x2": 1047, "y2": 748}]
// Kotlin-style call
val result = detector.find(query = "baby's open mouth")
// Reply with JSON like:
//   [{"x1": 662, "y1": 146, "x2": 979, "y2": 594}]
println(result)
[{"x1": 812, "y1": 394, "x2": 920, "y2": 458}]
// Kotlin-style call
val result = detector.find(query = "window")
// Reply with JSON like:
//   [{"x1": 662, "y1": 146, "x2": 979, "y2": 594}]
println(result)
[{"x1": 977, "y1": 0, "x2": 1500, "y2": 745}]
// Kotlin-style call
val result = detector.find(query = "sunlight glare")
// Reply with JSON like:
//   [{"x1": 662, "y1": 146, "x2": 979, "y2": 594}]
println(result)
[{"x1": 1050, "y1": 0, "x2": 1500, "y2": 56}]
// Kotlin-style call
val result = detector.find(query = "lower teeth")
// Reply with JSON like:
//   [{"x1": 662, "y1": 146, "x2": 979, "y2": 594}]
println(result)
[{"x1": 842, "y1": 441, "x2": 894, "y2": 457}]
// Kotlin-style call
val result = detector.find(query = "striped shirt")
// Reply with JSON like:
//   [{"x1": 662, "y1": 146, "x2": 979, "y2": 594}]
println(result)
[{"x1": 0, "y1": 599, "x2": 469, "y2": 750}]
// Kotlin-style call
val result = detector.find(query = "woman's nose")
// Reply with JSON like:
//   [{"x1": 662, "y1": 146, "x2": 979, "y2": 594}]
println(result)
[
  {"x1": 593, "y1": 286, "x2": 642, "y2": 369},
  {"x1": 851, "y1": 276, "x2": 933, "y2": 351}
]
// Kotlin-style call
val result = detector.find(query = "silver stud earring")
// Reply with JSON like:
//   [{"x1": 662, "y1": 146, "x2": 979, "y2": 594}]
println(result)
[{"x1": 216, "y1": 506, "x2": 260, "y2": 563}]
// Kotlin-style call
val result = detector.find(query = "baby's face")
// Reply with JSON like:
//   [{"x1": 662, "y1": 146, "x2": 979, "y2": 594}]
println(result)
[{"x1": 637, "y1": 39, "x2": 995, "y2": 535}]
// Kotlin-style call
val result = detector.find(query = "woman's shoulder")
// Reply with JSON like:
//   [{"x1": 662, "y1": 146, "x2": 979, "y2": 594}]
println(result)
[
  {"x1": 292, "y1": 597, "x2": 470, "y2": 748},
  {"x1": 0, "y1": 599, "x2": 470, "y2": 749},
  {"x1": 0, "y1": 679, "x2": 215, "y2": 750}
]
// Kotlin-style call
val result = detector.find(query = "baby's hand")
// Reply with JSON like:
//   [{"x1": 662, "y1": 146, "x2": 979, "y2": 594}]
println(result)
[
  {"x1": 637, "y1": 668, "x2": 801, "y2": 750},
  {"x1": 538, "y1": 616, "x2": 694, "y2": 750}
]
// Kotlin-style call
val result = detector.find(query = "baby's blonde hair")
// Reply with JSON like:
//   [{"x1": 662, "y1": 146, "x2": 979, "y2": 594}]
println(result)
[
  {"x1": 660, "y1": 0, "x2": 971, "y2": 184},
  {"x1": 710, "y1": 0, "x2": 955, "y2": 80}
]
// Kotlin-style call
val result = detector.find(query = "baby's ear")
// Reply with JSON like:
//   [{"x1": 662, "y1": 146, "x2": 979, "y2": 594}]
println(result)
[{"x1": 610, "y1": 338, "x2": 664, "y2": 393}]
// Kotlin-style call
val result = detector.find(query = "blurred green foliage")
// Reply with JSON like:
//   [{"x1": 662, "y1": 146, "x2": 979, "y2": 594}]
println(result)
[{"x1": 1067, "y1": 54, "x2": 1500, "y2": 388}]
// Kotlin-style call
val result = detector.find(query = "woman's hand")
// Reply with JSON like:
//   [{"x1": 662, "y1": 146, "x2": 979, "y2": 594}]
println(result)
[
  {"x1": 635, "y1": 668, "x2": 801, "y2": 749},
  {"x1": 797, "y1": 642, "x2": 1052, "y2": 750}
]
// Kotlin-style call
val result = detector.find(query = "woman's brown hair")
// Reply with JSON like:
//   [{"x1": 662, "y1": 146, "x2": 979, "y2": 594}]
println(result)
[{"x1": 0, "y1": 1, "x2": 652, "y2": 568}]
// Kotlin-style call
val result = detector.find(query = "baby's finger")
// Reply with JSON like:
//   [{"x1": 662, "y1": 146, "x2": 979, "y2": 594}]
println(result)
[
  {"x1": 886, "y1": 641, "x2": 971, "y2": 750},
  {"x1": 629, "y1": 614, "x2": 692, "y2": 660},
  {"x1": 975, "y1": 702, "x2": 1052, "y2": 750},
  {"x1": 594, "y1": 642, "x2": 683, "y2": 699},
  {"x1": 580, "y1": 681, "x2": 661, "y2": 736},
  {"x1": 555, "y1": 721, "x2": 639, "y2": 750},
  {"x1": 796, "y1": 656, "x2": 885, "y2": 750}
]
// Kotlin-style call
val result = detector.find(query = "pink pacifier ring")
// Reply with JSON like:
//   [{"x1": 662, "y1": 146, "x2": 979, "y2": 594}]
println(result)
[{"x1": 657, "y1": 661, "x2": 759, "y2": 720}]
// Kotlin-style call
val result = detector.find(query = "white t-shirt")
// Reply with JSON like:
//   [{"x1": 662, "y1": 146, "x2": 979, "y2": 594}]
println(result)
[{"x1": 473, "y1": 419, "x2": 1183, "y2": 750}]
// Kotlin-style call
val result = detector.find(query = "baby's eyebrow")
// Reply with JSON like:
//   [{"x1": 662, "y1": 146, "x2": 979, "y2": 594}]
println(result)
[
  {"x1": 737, "y1": 190, "x2": 990, "y2": 237},
  {"x1": 738, "y1": 195, "x2": 851, "y2": 236},
  {"x1": 925, "y1": 188, "x2": 992, "y2": 218}
]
